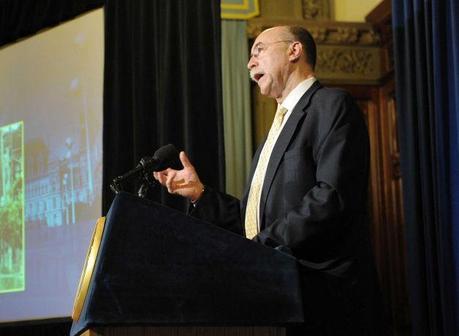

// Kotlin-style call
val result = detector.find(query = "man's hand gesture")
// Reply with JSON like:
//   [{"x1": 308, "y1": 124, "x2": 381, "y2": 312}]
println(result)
[{"x1": 153, "y1": 151, "x2": 204, "y2": 202}]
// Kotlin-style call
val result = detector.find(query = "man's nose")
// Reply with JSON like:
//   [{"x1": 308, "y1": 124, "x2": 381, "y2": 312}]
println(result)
[{"x1": 247, "y1": 55, "x2": 257, "y2": 69}]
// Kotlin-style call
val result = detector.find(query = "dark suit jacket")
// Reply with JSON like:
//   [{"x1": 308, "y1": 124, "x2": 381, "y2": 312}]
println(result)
[{"x1": 190, "y1": 81, "x2": 385, "y2": 334}]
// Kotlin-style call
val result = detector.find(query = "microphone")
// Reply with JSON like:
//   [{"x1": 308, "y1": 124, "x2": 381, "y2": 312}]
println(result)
[
  {"x1": 110, "y1": 144, "x2": 182, "y2": 193},
  {"x1": 140, "y1": 143, "x2": 182, "y2": 172}
]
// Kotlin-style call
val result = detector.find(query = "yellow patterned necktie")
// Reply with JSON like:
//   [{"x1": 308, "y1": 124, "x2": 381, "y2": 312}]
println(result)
[{"x1": 245, "y1": 105, "x2": 288, "y2": 239}]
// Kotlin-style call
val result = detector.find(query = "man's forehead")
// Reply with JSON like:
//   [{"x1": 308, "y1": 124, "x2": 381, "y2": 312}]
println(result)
[{"x1": 252, "y1": 27, "x2": 289, "y2": 47}]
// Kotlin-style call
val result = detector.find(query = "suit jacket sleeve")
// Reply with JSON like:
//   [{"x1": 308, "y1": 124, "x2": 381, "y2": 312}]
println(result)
[{"x1": 187, "y1": 186, "x2": 243, "y2": 235}]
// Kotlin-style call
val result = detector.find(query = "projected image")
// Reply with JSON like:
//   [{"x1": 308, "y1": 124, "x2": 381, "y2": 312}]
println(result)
[
  {"x1": 0, "y1": 9, "x2": 103, "y2": 322},
  {"x1": 0, "y1": 122, "x2": 25, "y2": 294},
  {"x1": 25, "y1": 103, "x2": 99, "y2": 228}
]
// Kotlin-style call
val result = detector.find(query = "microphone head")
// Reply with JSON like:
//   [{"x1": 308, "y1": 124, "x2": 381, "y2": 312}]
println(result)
[{"x1": 153, "y1": 144, "x2": 182, "y2": 171}]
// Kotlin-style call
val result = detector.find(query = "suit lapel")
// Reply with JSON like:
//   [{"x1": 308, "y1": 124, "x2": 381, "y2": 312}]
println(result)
[{"x1": 259, "y1": 81, "x2": 322, "y2": 228}]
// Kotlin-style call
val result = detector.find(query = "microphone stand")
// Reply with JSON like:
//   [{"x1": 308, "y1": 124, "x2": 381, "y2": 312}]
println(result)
[
  {"x1": 110, "y1": 157, "x2": 158, "y2": 197},
  {"x1": 137, "y1": 166, "x2": 158, "y2": 198}
]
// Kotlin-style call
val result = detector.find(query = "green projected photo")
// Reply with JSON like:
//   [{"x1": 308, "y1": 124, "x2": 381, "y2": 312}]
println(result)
[{"x1": 0, "y1": 121, "x2": 25, "y2": 293}]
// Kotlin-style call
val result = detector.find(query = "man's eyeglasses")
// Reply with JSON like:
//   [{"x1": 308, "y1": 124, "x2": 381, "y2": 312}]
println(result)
[{"x1": 250, "y1": 40, "x2": 294, "y2": 58}]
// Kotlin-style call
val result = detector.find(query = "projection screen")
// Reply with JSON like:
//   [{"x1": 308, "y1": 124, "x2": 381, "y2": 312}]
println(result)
[{"x1": 0, "y1": 9, "x2": 103, "y2": 322}]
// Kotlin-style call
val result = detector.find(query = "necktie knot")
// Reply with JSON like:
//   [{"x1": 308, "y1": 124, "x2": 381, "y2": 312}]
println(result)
[
  {"x1": 277, "y1": 105, "x2": 288, "y2": 118},
  {"x1": 275, "y1": 105, "x2": 288, "y2": 121},
  {"x1": 272, "y1": 105, "x2": 288, "y2": 131}
]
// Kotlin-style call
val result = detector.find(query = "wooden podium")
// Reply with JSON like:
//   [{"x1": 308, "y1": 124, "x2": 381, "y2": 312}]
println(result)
[{"x1": 71, "y1": 192, "x2": 304, "y2": 336}]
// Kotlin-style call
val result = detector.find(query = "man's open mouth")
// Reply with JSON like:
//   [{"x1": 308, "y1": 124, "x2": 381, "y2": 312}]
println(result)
[{"x1": 253, "y1": 73, "x2": 264, "y2": 82}]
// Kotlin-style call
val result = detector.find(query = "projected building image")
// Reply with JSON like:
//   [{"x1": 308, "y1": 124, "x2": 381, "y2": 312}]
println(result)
[
  {"x1": 0, "y1": 121, "x2": 25, "y2": 294},
  {"x1": 25, "y1": 121, "x2": 100, "y2": 229}
]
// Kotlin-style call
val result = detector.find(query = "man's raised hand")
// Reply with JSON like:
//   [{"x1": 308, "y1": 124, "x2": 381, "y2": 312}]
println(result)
[{"x1": 153, "y1": 151, "x2": 204, "y2": 202}]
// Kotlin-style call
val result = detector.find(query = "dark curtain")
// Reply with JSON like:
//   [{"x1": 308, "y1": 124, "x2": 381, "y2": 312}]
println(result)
[
  {"x1": 102, "y1": 0, "x2": 224, "y2": 213},
  {"x1": 392, "y1": 0, "x2": 459, "y2": 335},
  {"x1": 0, "y1": 0, "x2": 104, "y2": 47}
]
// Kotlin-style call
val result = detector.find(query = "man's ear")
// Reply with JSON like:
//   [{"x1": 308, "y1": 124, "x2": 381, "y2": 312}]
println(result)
[{"x1": 288, "y1": 41, "x2": 302, "y2": 63}]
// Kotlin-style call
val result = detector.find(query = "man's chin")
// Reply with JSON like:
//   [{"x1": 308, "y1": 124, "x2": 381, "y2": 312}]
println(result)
[
  {"x1": 257, "y1": 83, "x2": 270, "y2": 97},
  {"x1": 258, "y1": 86, "x2": 275, "y2": 98},
  {"x1": 257, "y1": 78, "x2": 277, "y2": 98}
]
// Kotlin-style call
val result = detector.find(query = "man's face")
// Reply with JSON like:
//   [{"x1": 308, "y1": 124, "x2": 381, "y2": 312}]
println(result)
[{"x1": 248, "y1": 28, "x2": 292, "y2": 100}]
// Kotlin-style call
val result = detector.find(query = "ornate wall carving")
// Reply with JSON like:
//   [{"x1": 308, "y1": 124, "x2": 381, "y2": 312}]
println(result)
[
  {"x1": 247, "y1": 20, "x2": 380, "y2": 45},
  {"x1": 302, "y1": 0, "x2": 331, "y2": 20},
  {"x1": 316, "y1": 46, "x2": 380, "y2": 83},
  {"x1": 308, "y1": 26, "x2": 380, "y2": 45}
]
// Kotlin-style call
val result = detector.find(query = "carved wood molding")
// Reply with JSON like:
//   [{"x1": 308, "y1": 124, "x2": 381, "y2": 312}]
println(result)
[
  {"x1": 302, "y1": 0, "x2": 331, "y2": 20},
  {"x1": 311, "y1": 26, "x2": 380, "y2": 45},
  {"x1": 316, "y1": 46, "x2": 381, "y2": 83},
  {"x1": 247, "y1": 19, "x2": 380, "y2": 45}
]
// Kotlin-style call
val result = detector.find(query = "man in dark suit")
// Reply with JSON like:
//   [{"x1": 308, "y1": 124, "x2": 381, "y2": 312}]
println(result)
[{"x1": 154, "y1": 26, "x2": 384, "y2": 335}]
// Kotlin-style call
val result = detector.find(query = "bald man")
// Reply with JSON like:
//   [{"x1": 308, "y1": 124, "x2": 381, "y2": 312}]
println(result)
[{"x1": 154, "y1": 26, "x2": 385, "y2": 335}]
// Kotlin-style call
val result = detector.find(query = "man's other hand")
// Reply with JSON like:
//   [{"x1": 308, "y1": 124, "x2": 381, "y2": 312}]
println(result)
[{"x1": 153, "y1": 151, "x2": 204, "y2": 202}]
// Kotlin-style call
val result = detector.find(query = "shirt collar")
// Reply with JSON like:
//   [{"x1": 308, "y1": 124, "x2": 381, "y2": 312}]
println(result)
[{"x1": 281, "y1": 77, "x2": 317, "y2": 111}]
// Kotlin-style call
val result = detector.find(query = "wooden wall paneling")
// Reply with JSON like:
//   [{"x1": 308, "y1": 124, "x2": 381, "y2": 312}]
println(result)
[
  {"x1": 336, "y1": 85, "x2": 388, "y2": 283},
  {"x1": 378, "y1": 80, "x2": 410, "y2": 332},
  {"x1": 355, "y1": 88, "x2": 384, "y2": 259}
]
